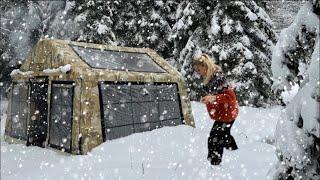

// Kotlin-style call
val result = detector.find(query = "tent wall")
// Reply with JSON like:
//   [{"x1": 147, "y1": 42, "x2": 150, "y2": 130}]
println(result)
[
  {"x1": 72, "y1": 79, "x2": 82, "y2": 154},
  {"x1": 79, "y1": 79, "x2": 103, "y2": 154}
]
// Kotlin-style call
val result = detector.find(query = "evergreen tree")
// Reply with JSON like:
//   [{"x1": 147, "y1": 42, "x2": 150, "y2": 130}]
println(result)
[
  {"x1": 0, "y1": 0, "x2": 79, "y2": 80},
  {"x1": 113, "y1": 0, "x2": 179, "y2": 59},
  {"x1": 1, "y1": 0, "x2": 30, "y2": 81},
  {"x1": 169, "y1": 0, "x2": 278, "y2": 106},
  {"x1": 72, "y1": 0, "x2": 180, "y2": 59},
  {"x1": 271, "y1": 1, "x2": 319, "y2": 179},
  {"x1": 2, "y1": 0, "x2": 280, "y2": 107},
  {"x1": 272, "y1": 1, "x2": 318, "y2": 91},
  {"x1": 72, "y1": 0, "x2": 116, "y2": 44}
]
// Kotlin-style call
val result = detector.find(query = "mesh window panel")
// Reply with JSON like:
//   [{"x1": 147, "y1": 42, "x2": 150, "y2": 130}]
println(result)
[
  {"x1": 134, "y1": 122, "x2": 160, "y2": 133},
  {"x1": 157, "y1": 84, "x2": 179, "y2": 101},
  {"x1": 160, "y1": 119, "x2": 181, "y2": 127},
  {"x1": 61, "y1": 88, "x2": 73, "y2": 106},
  {"x1": 49, "y1": 105, "x2": 60, "y2": 146},
  {"x1": 51, "y1": 87, "x2": 61, "y2": 105},
  {"x1": 99, "y1": 82, "x2": 183, "y2": 141},
  {"x1": 49, "y1": 84, "x2": 73, "y2": 152},
  {"x1": 60, "y1": 106, "x2": 72, "y2": 150},
  {"x1": 71, "y1": 45, "x2": 166, "y2": 73},
  {"x1": 20, "y1": 102, "x2": 29, "y2": 119},
  {"x1": 131, "y1": 85, "x2": 158, "y2": 102},
  {"x1": 103, "y1": 103, "x2": 133, "y2": 127},
  {"x1": 101, "y1": 84, "x2": 131, "y2": 104},
  {"x1": 105, "y1": 125, "x2": 134, "y2": 140},
  {"x1": 159, "y1": 101, "x2": 181, "y2": 120},
  {"x1": 132, "y1": 102, "x2": 159, "y2": 124},
  {"x1": 10, "y1": 83, "x2": 29, "y2": 140},
  {"x1": 12, "y1": 86, "x2": 20, "y2": 105}
]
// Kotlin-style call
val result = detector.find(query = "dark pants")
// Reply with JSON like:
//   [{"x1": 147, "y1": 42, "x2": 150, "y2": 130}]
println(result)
[{"x1": 207, "y1": 120, "x2": 238, "y2": 165}]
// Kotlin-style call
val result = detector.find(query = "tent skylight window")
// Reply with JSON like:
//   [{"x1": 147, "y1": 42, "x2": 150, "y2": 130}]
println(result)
[{"x1": 70, "y1": 45, "x2": 166, "y2": 73}]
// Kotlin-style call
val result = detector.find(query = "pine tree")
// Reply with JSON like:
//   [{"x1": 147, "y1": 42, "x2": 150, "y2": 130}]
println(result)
[
  {"x1": 72, "y1": 0, "x2": 117, "y2": 44},
  {"x1": 45, "y1": 1, "x2": 80, "y2": 41},
  {"x1": 169, "y1": 0, "x2": 278, "y2": 106},
  {"x1": 272, "y1": 1, "x2": 318, "y2": 91},
  {"x1": 115, "y1": 0, "x2": 179, "y2": 59},
  {"x1": 0, "y1": 0, "x2": 29, "y2": 73},
  {"x1": 72, "y1": 0, "x2": 180, "y2": 59},
  {"x1": 1, "y1": 0, "x2": 79, "y2": 80},
  {"x1": 2, "y1": 0, "x2": 280, "y2": 107},
  {"x1": 271, "y1": 1, "x2": 319, "y2": 179}
]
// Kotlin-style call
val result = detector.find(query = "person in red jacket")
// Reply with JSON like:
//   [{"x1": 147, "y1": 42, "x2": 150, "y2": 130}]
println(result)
[{"x1": 193, "y1": 54, "x2": 238, "y2": 166}]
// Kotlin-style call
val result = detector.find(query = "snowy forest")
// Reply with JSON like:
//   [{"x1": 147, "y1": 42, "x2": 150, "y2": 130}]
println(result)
[{"x1": 0, "y1": 0, "x2": 319, "y2": 180}]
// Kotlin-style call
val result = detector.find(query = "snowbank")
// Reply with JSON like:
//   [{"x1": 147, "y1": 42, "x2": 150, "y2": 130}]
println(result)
[{"x1": 1, "y1": 102, "x2": 280, "y2": 180}]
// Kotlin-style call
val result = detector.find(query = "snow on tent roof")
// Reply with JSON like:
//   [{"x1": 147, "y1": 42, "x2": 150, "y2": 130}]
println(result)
[{"x1": 70, "y1": 44, "x2": 167, "y2": 73}]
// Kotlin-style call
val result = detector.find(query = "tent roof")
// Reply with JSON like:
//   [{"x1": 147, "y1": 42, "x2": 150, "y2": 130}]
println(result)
[
  {"x1": 24, "y1": 39, "x2": 175, "y2": 72},
  {"x1": 13, "y1": 39, "x2": 183, "y2": 83}
]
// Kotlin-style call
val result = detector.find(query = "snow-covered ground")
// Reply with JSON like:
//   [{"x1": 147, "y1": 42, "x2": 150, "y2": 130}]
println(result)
[{"x1": 1, "y1": 101, "x2": 282, "y2": 180}]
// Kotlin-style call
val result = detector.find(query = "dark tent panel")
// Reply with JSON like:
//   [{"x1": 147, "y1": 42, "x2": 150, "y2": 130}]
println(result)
[
  {"x1": 48, "y1": 82, "x2": 74, "y2": 152},
  {"x1": 99, "y1": 82, "x2": 183, "y2": 141}
]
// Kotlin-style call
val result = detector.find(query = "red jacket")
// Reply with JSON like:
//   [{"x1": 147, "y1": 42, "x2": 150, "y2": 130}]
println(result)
[{"x1": 205, "y1": 88, "x2": 239, "y2": 122}]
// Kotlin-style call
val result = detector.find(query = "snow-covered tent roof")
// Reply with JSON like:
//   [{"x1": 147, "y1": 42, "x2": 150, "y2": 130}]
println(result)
[
  {"x1": 13, "y1": 39, "x2": 184, "y2": 80},
  {"x1": 6, "y1": 39, "x2": 194, "y2": 154}
]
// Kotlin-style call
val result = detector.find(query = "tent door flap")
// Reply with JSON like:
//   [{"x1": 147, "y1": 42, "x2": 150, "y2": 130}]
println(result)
[{"x1": 27, "y1": 78, "x2": 49, "y2": 147}]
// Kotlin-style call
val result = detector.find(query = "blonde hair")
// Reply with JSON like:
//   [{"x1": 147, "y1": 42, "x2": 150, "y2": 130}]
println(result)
[{"x1": 193, "y1": 54, "x2": 221, "y2": 85}]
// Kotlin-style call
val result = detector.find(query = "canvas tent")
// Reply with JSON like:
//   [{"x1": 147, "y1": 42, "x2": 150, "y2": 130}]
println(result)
[{"x1": 5, "y1": 39, "x2": 195, "y2": 154}]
